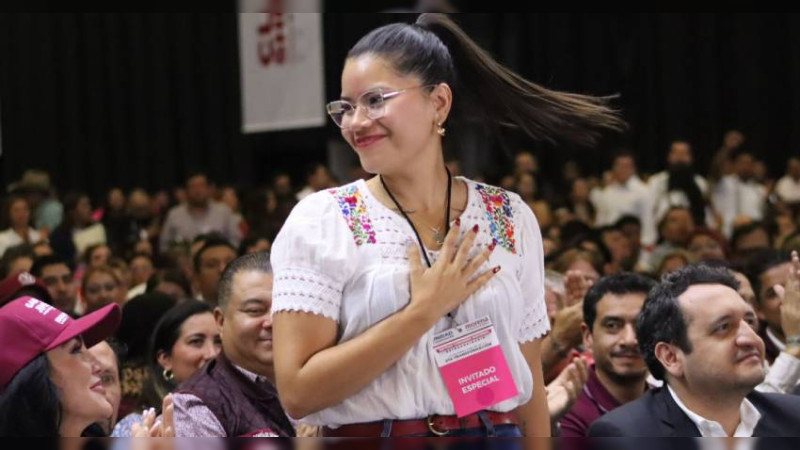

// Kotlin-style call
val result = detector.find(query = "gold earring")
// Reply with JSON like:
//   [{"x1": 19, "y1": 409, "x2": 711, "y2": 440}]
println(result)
[
  {"x1": 163, "y1": 369, "x2": 174, "y2": 382},
  {"x1": 436, "y1": 123, "x2": 446, "y2": 137}
]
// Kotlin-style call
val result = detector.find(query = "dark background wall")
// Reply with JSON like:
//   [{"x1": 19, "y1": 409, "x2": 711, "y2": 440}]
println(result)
[{"x1": 1, "y1": 13, "x2": 799, "y2": 199}]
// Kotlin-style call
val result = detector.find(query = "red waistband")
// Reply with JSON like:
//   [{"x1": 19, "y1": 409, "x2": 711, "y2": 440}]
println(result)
[{"x1": 322, "y1": 411, "x2": 518, "y2": 437}]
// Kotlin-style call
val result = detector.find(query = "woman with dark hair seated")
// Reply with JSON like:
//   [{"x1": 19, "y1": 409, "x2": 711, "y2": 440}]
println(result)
[
  {"x1": 0, "y1": 296, "x2": 120, "y2": 436},
  {"x1": 0, "y1": 195, "x2": 43, "y2": 258},
  {"x1": 114, "y1": 293, "x2": 177, "y2": 421},
  {"x1": 112, "y1": 299, "x2": 220, "y2": 436}
]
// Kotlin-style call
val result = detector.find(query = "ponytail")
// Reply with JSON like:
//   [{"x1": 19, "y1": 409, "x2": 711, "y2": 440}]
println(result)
[{"x1": 348, "y1": 14, "x2": 626, "y2": 148}]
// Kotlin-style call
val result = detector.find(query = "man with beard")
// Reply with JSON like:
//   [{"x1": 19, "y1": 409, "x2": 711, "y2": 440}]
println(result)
[
  {"x1": 589, "y1": 264, "x2": 800, "y2": 437},
  {"x1": 159, "y1": 172, "x2": 242, "y2": 252},
  {"x1": 645, "y1": 140, "x2": 709, "y2": 249},
  {"x1": 31, "y1": 254, "x2": 79, "y2": 316},
  {"x1": 559, "y1": 272, "x2": 655, "y2": 436}
]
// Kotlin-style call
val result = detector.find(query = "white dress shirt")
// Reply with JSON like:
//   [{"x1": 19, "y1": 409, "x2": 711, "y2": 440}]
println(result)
[
  {"x1": 667, "y1": 385, "x2": 761, "y2": 437},
  {"x1": 696, "y1": 437, "x2": 757, "y2": 450},
  {"x1": 756, "y1": 351, "x2": 800, "y2": 394},
  {"x1": 126, "y1": 283, "x2": 147, "y2": 300},
  {"x1": 754, "y1": 328, "x2": 800, "y2": 394},
  {"x1": 767, "y1": 327, "x2": 786, "y2": 352},
  {"x1": 711, "y1": 175, "x2": 766, "y2": 237},
  {"x1": 295, "y1": 186, "x2": 316, "y2": 201},
  {"x1": 775, "y1": 175, "x2": 800, "y2": 203},
  {"x1": 0, "y1": 228, "x2": 42, "y2": 257},
  {"x1": 590, "y1": 176, "x2": 652, "y2": 233},
  {"x1": 644, "y1": 171, "x2": 711, "y2": 246}
]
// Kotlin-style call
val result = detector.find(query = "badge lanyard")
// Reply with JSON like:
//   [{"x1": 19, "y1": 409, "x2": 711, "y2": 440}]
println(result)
[
  {"x1": 381, "y1": 169, "x2": 520, "y2": 416},
  {"x1": 380, "y1": 167, "x2": 454, "y2": 320}
]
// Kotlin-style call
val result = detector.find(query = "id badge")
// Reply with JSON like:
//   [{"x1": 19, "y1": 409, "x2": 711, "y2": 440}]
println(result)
[{"x1": 431, "y1": 316, "x2": 519, "y2": 417}]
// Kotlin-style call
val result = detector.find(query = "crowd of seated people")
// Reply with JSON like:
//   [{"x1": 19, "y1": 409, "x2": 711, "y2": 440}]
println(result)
[{"x1": 2, "y1": 129, "x2": 800, "y2": 439}]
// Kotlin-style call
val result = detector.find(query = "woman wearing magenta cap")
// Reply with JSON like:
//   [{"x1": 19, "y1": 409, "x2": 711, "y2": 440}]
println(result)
[
  {"x1": 270, "y1": 14, "x2": 623, "y2": 441},
  {"x1": 0, "y1": 296, "x2": 122, "y2": 436}
]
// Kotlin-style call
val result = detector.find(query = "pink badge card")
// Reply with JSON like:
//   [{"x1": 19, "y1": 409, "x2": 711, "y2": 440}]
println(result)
[{"x1": 432, "y1": 316, "x2": 519, "y2": 417}]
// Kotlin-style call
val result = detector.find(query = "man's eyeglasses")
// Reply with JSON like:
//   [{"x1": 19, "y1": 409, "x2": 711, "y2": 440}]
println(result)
[{"x1": 326, "y1": 84, "x2": 436, "y2": 129}]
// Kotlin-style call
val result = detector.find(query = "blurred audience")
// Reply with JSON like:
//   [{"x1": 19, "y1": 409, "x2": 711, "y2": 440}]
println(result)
[
  {"x1": 160, "y1": 172, "x2": 242, "y2": 252},
  {"x1": 0, "y1": 195, "x2": 43, "y2": 258},
  {"x1": 3, "y1": 128, "x2": 800, "y2": 437}
]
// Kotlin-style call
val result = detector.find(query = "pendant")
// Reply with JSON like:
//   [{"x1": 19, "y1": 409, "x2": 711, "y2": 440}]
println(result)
[{"x1": 431, "y1": 227, "x2": 445, "y2": 245}]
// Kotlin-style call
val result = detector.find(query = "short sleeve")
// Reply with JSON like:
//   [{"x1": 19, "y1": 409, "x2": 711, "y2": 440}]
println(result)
[
  {"x1": 511, "y1": 194, "x2": 551, "y2": 343},
  {"x1": 270, "y1": 191, "x2": 359, "y2": 322}
]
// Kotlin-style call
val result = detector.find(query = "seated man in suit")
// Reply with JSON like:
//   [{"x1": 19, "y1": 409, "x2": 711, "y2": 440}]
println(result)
[{"x1": 589, "y1": 261, "x2": 800, "y2": 437}]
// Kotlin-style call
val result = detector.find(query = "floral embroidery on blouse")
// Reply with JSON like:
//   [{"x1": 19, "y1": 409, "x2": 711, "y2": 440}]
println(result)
[
  {"x1": 475, "y1": 183, "x2": 516, "y2": 254},
  {"x1": 328, "y1": 185, "x2": 377, "y2": 246}
]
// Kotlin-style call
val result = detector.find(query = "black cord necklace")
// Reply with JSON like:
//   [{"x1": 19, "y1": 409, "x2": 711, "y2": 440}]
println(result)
[{"x1": 380, "y1": 167, "x2": 452, "y2": 269}]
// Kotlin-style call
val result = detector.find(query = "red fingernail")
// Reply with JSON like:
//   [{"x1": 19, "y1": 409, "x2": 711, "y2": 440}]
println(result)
[
  {"x1": 493, "y1": 266, "x2": 501, "y2": 274},
  {"x1": 455, "y1": 218, "x2": 461, "y2": 227},
  {"x1": 472, "y1": 224, "x2": 479, "y2": 233},
  {"x1": 488, "y1": 240, "x2": 497, "y2": 252}
]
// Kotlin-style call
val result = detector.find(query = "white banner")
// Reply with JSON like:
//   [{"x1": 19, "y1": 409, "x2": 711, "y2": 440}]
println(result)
[{"x1": 239, "y1": 10, "x2": 326, "y2": 133}]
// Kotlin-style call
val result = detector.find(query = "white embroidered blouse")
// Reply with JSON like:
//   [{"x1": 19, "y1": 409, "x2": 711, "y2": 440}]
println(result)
[{"x1": 271, "y1": 177, "x2": 550, "y2": 427}]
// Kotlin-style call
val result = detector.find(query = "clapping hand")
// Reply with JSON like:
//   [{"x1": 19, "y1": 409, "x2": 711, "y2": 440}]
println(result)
[
  {"x1": 131, "y1": 394, "x2": 175, "y2": 438},
  {"x1": 775, "y1": 251, "x2": 800, "y2": 340},
  {"x1": 547, "y1": 356, "x2": 589, "y2": 421}
]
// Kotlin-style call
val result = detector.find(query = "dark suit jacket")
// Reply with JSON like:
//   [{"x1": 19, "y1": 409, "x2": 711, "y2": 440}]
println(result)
[{"x1": 587, "y1": 386, "x2": 800, "y2": 437}]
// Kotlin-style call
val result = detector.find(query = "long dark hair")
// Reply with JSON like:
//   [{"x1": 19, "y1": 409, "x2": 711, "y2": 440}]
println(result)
[
  {"x1": 348, "y1": 14, "x2": 626, "y2": 149},
  {"x1": 140, "y1": 300, "x2": 213, "y2": 412},
  {"x1": 0, "y1": 355, "x2": 61, "y2": 436},
  {"x1": 1, "y1": 195, "x2": 31, "y2": 230},
  {"x1": 667, "y1": 162, "x2": 706, "y2": 226},
  {"x1": 58, "y1": 192, "x2": 90, "y2": 231}
]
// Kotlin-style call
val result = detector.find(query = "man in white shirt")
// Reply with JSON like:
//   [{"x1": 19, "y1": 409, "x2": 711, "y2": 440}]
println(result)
[
  {"x1": 590, "y1": 152, "x2": 652, "y2": 237},
  {"x1": 589, "y1": 264, "x2": 800, "y2": 437},
  {"x1": 775, "y1": 156, "x2": 800, "y2": 204},
  {"x1": 645, "y1": 140, "x2": 709, "y2": 247},
  {"x1": 712, "y1": 151, "x2": 767, "y2": 238}
]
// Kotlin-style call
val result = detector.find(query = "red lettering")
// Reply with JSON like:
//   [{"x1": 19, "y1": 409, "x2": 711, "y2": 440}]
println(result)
[{"x1": 257, "y1": 13, "x2": 287, "y2": 67}]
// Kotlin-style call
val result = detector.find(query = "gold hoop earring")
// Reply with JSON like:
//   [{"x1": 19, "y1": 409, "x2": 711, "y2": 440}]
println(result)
[
  {"x1": 163, "y1": 369, "x2": 174, "y2": 382},
  {"x1": 436, "y1": 123, "x2": 446, "y2": 137}
]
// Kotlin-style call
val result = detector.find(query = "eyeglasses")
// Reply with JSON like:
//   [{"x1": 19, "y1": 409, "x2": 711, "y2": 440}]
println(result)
[{"x1": 326, "y1": 84, "x2": 437, "y2": 129}]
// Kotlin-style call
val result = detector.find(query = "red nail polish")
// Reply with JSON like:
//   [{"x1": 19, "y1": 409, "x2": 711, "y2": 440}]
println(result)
[
  {"x1": 455, "y1": 217, "x2": 461, "y2": 227},
  {"x1": 472, "y1": 224, "x2": 479, "y2": 233},
  {"x1": 488, "y1": 241, "x2": 497, "y2": 252},
  {"x1": 493, "y1": 266, "x2": 501, "y2": 274}
]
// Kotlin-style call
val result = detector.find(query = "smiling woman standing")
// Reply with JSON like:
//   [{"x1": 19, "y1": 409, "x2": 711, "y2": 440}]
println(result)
[{"x1": 271, "y1": 13, "x2": 624, "y2": 441}]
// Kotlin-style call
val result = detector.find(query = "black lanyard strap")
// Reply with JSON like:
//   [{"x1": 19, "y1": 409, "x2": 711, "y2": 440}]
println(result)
[{"x1": 380, "y1": 167, "x2": 452, "y2": 269}]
